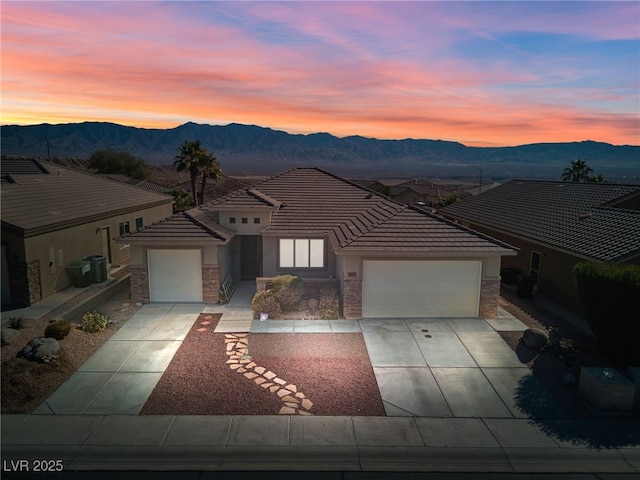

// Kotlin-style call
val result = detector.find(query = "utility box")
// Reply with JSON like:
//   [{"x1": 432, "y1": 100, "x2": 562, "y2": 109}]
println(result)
[
  {"x1": 83, "y1": 255, "x2": 107, "y2": 283},
  {"x1": 579, "y1": 367, "x2": 634, "y2": 410},
  {"x1": 68, "y1": 261, "x2": 91, "y2": 288}
]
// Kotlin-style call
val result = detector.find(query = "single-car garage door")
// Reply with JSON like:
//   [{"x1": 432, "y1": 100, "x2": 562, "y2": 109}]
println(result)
[
  {"x1": 148, "y1": 249, "x2": 203, "y2": 302},
  {"x1": 362, "y1": 260, "x2": 481, "y2": 318}
]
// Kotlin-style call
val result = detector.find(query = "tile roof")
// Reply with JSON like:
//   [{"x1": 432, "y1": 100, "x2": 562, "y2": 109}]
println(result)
[
  {"x1": 101, "y1": 174, "x2": 171, "y2": 194},
  {"x1": 1, "y1": 159, "x2": 173, "y2": 236},
  {"x1": 119, "y1": 209, "x2": 232, "y2": 245},
  {"x1": 440, "y1": 180, "x2": 640, "y2": 262},
  {"x1": 214, "y1": 168, "x2": 513, "y2": 254}
]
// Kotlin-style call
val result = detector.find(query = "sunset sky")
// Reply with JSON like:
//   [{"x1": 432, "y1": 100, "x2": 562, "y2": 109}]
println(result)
[{"x1": 1, "y1": 1, "x2": 638, "y2": 147}]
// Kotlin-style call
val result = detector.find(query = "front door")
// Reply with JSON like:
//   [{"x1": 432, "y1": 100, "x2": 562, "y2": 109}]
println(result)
[{"x1": 241, "y1": 236, "x2": 261, "y2": 280}]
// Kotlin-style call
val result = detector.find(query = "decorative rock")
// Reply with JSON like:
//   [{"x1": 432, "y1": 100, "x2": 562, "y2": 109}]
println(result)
[
  {"x1": 274, "y1": 377, "x2": 286, "y2": 385},
  {"x1": 261, "y1": 382, "x2": 274, "y2": 389},
  {"x1": 264, "y1": 371, "x2": 276, "y2": 379},
  {"x1": 200, "y1": 321, "x2": 210, "y2": 326},
  {"x1": 230, "y1": 364, "x2": 241, "y2": 370},
  {"x1": 237, "y1": 367, "x2": 247, "y2": 373},
  {"x1": 246, "y1": 362, "x2": 257, "y2": 369},
  {"x1": 299, "y1": 411, "x2": 313, "y2": 416},
  {"x1": 308, "y1": 298, "x2": 319, "y2": 309},
  {"x1": 301, "y1": 398, "x2": 313, "y2": 410},
  {"x1": 279, "y1": 406, "x2": 296, "y2": 415},
  {"x1": 288, "y1": 384, "x2": 297, "y2": 392},
  {"x1": 196, "y1": 328, "x2": 207, "y2": 332},
  {"x1": 255, "y1": 377, "x2": 266, "y2": 385},
  {"x1": 1, "y1": 327, "x2": 20, "y2": 346},
  {"x1": 225, "y1": 334, "x2": 237, "y2": 339},
  {"x1": 270, "y1": 385, "x2": 280, "y2": 393},
  {"x1": 282, "y1": 396, "x2": 297, "y2": 403},
  {"x1": 277, "y1": 389, "x2": 292, "y2": 397},
  {"x1": 522, "y1": 328, "x2": 549, "y2": 350},
  {"x1": 244, "y1": 372, "x2": 259, "y2": 379},
  {"x1": 285, "y1": 402, "x2": 299, "y2": 408},
  {"x1": 18, "y1": 337, "x2": 60, "y2": 362},
  {"x1": 254, "y1": 366, "x2": 265, "y2": 374},
  {"x1": 226, "y1": 343, "x2": 235, "y2": 351},
  {"x1": 295, "y1": 392, "x2": 305, "y2": 399}
]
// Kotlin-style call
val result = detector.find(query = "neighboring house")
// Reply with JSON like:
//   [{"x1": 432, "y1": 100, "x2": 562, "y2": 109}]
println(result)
[
  {"x1": 441, "y1": 180, "x2": 640, "y2": 315},
  {"x1": 1, "y1": 158, "x2": 173, "y2": 308},
  {"x1": 119, "y1": 168, "x2": 516, "y2": 319},
  {"x1": 368, "y1": 179, "x2": 474, "y2": 206},
  {"x1": 101, "y1": 174, "x2": 171, "y2": 194}
]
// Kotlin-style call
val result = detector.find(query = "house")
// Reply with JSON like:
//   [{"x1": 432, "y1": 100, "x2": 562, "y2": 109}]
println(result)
[
  {"x1": 1, "y1": 158, "x2": 174, "y2": 308},
  {"x1": 118, "y1": 167, "x2": 516, "y2": 319},
  {"x1": 368, "y1": 179, "x2": 475, "y2": 206},
  {"x1": 101, "y1": 174, "x2": 171, "y2": 194},
  {"x1": 440, "y1": 180, "x2": 640, "y2": 315}
]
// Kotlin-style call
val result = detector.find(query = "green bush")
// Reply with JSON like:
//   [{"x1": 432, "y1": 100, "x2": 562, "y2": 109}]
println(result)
[
  {"x1": 8, "y1": 316, "x2": 24, "y2": 329},
  {"x1": 574, "y1": 262, "x2": 640, "y2": 364},
  {"x1": 81, "y1": 311, "x2": 108, "y2": 333},
  {"x1": 44, "y1": 320, "x2": 72, "y2": 340},
  {"x1": 318, "y1": 287, "x2": 341, "y2": 320},
  {"x1": 251, "y1": 290, "x2": 282, "y2": 320},
  {"x1": 269, "y1": 274, "x2": 303, "y2": 293}
]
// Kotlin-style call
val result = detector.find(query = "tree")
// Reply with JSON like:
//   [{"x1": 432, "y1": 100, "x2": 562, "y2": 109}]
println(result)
[
  {"x1": 169, "y1": 188, "x2": 194, "y2": 212},
  {"x1": 173, "y1": 140, "x2": 205, "y2": 206},
  {"x1": 560, "y1": 159, "x2": 594, "y2": 183},
  {"x1": 88, "y1": 148, "x2": 150, "y2": 179},
  {"x1": 198, "y1": 152, "x2": 222, "y2": 205},
  {"x1": 588, "y1": 174, "x2": 608, "y2": 184}
]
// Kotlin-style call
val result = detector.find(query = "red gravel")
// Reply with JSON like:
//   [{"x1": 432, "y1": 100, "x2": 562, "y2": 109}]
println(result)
[{"x1": 140, "y1": 314, "x2": 385, "y2": 416}]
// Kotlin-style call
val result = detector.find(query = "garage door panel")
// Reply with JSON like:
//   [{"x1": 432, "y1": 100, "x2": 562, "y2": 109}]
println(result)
[
  {"x1": 148, "y1": 249, "x2": 203, "y2": 302},
  {"x1": 362, "y1": 260, "x2": 481, "y2": 318}
]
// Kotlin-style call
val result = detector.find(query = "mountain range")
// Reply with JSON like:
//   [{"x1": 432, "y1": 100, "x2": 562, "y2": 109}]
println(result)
[{"x1": 2, "y1": 122, "x2": 638, "y2": 180}]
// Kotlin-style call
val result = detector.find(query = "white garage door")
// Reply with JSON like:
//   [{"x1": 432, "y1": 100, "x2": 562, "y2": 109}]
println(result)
[
  {"x1": 362, "y1": 260, "x2": 481, "y2": 318},
  {"x1": 148, "y1": 249, "x2": 203, "y2": 302}
]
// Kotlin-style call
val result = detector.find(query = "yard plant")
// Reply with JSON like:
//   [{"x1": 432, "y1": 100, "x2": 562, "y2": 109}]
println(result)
[
  {"x1": 44, "y1": 320, "x2": 72, "y2": 340},
  {"x1": 81, "y1": 311, "x2": 108, "y2": 333},
  {"x1": 574, "y1": 262, "x2": 640, "y2": 365}
]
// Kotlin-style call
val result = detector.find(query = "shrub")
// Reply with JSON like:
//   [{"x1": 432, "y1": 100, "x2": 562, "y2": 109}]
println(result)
[
  {"x1": 251, "y1": 290, "x2": 282, "y2": 320},
  {"x1": 81, "y1": 311, "x2": 107, "y2": 333},
  {"x1": 318, "y1": 287, "x2": 341, "y2": 320},
  {"x1": 8, "y1": 316, "x2": 24, "y2": 330},
  {"x1": 44, "y1": 320, "x2": 72, "y2": 340},
  {"x1": 269, "y1": 274, "x2": 302, "y2": 293},
  {"x1": 574, "y1": 262, "x2": 640, "y2": 365}
]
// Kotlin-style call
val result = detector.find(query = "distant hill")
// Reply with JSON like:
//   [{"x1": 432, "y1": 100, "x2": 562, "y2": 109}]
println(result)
[{"x1": 2, "y1": 121, "x2": 638, "y2": 179}]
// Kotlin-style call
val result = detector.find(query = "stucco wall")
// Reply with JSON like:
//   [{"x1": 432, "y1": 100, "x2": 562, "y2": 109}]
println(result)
[
  {"x1": 262, "y1": 236, "x2": 336, "y2": 279},
  {"x1": 219, "y1": 211, "x2": 271, "y2": 235},
  {"x1": 4, "y1": 202, "x2": 172, "y2": 306}
]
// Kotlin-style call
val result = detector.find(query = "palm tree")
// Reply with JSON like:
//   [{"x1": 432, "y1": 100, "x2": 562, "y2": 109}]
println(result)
[
  {"x1": 173, "y1": 140, "x2": 205, "y2": 206},
  {"x1": 169, "y1": 188, "x2": 194, "y2": 212},
  {"x1": 588, "y1": 174, "x2": 608, "y2": 184},
  {"x1": 198, "y1": 152, "x2": 222, "y2": 205},
  {"x1": 561, "y1": 159, "x2": 594, "y2": 182}
]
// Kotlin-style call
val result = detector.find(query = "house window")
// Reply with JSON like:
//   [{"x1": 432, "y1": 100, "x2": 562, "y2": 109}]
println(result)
[
  {"x1": 254, "y1": 217, "x2": 260, "y2": 224},
  {"x1": 119, "y1": 221, "x2": 130, "y2": 236},
  {"x1": 279, "y1": 239, "x2": 324, "y2": 268},
  {"x1": 242, "y1": 217, "x2": 248, "y2": 224},
  {"x1": 229, "y1": 217, "x2": 236, "y2": 224},
  {"x1": 135, "y1": 217, "x2": 143, "y2": 230}
]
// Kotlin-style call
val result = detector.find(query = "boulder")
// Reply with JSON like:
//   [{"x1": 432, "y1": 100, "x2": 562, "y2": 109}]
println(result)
[
  {"x1": 1, "y1": 327, "x2": 20, "y2": 347},
  {"x1": 18, "y1": 337, "x2": 60, "y2": 363},
  {"x1": 522, "y1": 328, "x2": 548, "y2": 350}
]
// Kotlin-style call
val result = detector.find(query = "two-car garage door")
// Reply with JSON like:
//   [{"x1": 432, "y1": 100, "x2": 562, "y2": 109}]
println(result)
[
  {"x1": 148, "y1": 249, "x2": 203, "y2": 302},
  {"x1": 362, "y1": 260, "x2": 481, "y2": 318}
]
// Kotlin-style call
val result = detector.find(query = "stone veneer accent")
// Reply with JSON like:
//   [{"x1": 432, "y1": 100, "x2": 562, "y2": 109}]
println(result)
[
  {"x1": 8, "y1": 260, "x2": 41, "y2": 307},
  {"x1": 202, "y1": 265, "x2": 220, "y2": 303},
  {"x1": 130, "y1": 265, "x2": 150, "y2": 303},
  {"x1": 341, "y1": 275, "x2": 362, "y2": 319},
  {"x1": 479, "y1": 277, "x2": 500, "y2": 318}
]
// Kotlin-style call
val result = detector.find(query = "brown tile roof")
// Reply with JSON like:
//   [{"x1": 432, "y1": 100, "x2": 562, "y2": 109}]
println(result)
[
  {"x1": 441, "y1": 180, "x2": 640, "y2": 262},
  {"x1": 1, "y1": 159, "x2": 173, "y2": 236},
  {"x1": 102, "y1": 174, "x2": 171, "y2": 194},
  {"x1": 120, "y1": 167, "x2": 516, "y2": 255}
]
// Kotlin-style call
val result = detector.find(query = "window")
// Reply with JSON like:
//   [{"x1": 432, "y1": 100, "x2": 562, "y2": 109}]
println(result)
[
  {"x1": 135, "y1": 217, "x2": 143, "y2": 230},
  {"x1": 229, "y1": 217, "x2": 236, "y2": 224},
  {"x1": 119, "y1": 221, "x2": 130, "y2": 236},
  {"x1": 254, "y1": 217, "x2": 260, "y2": 224},
  {"x1": 241, "y1": 217, "x2": 248, "y2": 224},
  {"x1": 279, "y1": 239, "x2": 324, "y2": 268}
]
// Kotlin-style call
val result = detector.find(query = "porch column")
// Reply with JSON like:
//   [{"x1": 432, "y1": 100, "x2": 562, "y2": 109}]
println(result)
[{"x1": 341, "y1": 273, "x2": 362, "y2": 319}]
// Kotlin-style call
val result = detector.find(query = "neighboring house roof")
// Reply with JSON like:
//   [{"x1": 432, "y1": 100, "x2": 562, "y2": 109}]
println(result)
[
  {"x1": 101, "y1": 174, "x2": 170, "y2": 194},
  {"x1": 441, "y1": 180, "x2": 640, "y2": 263},
  {"x1": 1, "y1": 158, "x2": 173, "y2": 236}
]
